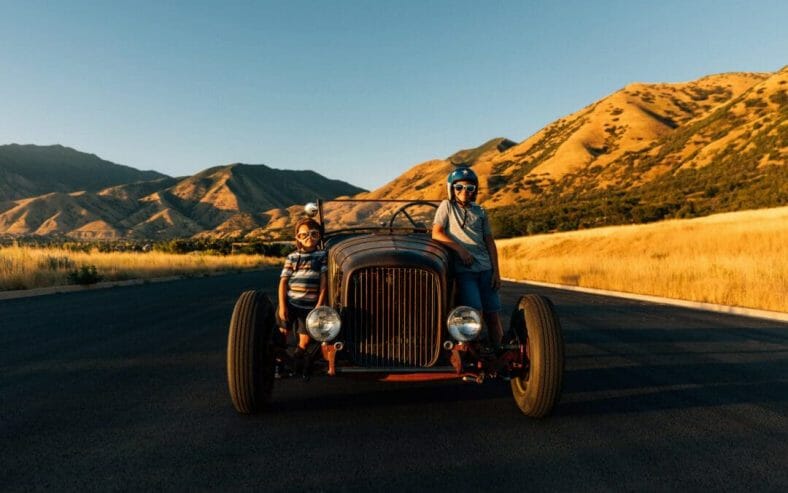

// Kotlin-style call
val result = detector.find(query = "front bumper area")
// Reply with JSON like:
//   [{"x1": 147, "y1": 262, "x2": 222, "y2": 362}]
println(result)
[{"x1": 307, "y1": 340, "x2": 525, "y2": 383}]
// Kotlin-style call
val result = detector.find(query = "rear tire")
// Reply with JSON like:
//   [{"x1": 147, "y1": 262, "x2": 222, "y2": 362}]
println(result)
[
  {"x1": 510, "y1": 294, "x2": 564, "y2": 417},
  {"x1": 227, "y1": 290, "x2": 276, "y2": 414}
]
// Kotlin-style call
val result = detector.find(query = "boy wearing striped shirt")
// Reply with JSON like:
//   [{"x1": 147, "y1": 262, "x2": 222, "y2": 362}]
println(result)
[{"x1": 277, "y1": 217, "x2": 327, "y2": 377}]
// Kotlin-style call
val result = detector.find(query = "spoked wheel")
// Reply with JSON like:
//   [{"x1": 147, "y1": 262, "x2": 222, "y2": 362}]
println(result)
[
  {"x1": 227, "y1": 290, "x2": 276, "y2": 414},
  {"x1": 509, "y1": 294, "x2": 564, "y2": 417}
]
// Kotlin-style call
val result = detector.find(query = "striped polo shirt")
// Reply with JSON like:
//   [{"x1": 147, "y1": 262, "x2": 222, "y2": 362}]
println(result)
[{"x1": 280, "y1": 249, "x2": 328, "y2": 309}]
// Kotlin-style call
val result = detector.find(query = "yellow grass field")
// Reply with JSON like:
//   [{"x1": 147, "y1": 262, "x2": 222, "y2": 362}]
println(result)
[
  {"x1": 3, "y1": 207, "x2": 786, "y2": 312},
  {"x1": 0, "y1": 246, "x2": 282, "y2": 291},
  {"x1": 496, "y1": 206, "x2": 788, "y2": 313}
]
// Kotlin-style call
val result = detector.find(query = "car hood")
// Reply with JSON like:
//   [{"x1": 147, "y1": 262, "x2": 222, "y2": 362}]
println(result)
[{"x1": 329, "y1": 233, "x2": 450, "y2": 274}]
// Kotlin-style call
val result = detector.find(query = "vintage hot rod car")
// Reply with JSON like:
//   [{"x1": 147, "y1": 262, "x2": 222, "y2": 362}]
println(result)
[{"x1": 227, "y1": 199, "x2": 564, "y2": 417}]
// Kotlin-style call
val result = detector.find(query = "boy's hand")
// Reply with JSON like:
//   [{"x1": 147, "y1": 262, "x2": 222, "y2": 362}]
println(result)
[
  {"x1": 277, "y1": 305, "x2": 288, "y2": 333},
  {"x1": 491, "y1": 270, "x2": 501, "y2": 291},
  {"x1": 458, "y1": 247, "x2": 474, "y2": 266}
]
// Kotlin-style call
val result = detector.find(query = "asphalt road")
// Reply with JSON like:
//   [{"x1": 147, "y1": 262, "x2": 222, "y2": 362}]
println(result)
[{"x1": 1, "y1": 270, "x2": 786, "y2": 492}]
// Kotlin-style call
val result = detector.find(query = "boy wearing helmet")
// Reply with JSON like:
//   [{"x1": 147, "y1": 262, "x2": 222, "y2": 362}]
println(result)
[
  {"x1": 277, "y1": 217, "x2": 328, "y2": 378},
  {"x1": 432, "y1": 166, "x2": 503, "y2": 345}
]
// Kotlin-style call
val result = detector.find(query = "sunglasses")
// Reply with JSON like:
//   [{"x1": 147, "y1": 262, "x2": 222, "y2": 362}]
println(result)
[
  {"x1": 296, "y1": 229, "x2": 321, "y2": 240},
  {"x1": 452, "y1": 184, "x2": 477, "y2": 193}
]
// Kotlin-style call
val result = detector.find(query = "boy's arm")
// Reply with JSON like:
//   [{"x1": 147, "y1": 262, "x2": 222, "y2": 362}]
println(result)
[
  {"x1": 485, "y1": 233, "x2": 501, "y2": 290},
  {"x1": 317, "y1": 271, "x2": 327, "y2": 306},
  {"x1": 431, "y1": 224, "x2": 473, "y2": 266},
  {"x1": 277, "y1": 277, "x2": 289, "y2": 328}
]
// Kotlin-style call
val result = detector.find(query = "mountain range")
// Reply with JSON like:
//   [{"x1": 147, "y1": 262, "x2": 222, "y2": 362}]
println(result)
[
  {"x1": 0, "y1": 144, "x2": 167, "y2": 202},
  {"x1": 0, "y1": 66, "x2": 785, "y2": 240},
  {"x1": 0, "y1": 155, "x2": 364, "y2": 239}
]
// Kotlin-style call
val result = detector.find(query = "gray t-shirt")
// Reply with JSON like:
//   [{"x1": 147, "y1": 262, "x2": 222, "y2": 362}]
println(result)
[{"x1": 433, "y1": 199, "x2": 492, "y2": 273}]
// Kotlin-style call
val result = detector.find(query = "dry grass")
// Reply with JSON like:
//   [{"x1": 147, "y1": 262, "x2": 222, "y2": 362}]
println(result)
[
  {"x1": 0, "y1": 246, "x2": 282, "y2": 291},
  {"x1": 496, "y1": 207, "x2": 788, "y2": 312},
  {"x1": 4, "y1": 206, "x2": 786, "y2": 311}
]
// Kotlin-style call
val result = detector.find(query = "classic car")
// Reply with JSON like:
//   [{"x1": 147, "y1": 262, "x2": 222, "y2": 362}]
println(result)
[{"x1": 226, "y1": 199, "x2": 564, "y2": 417}]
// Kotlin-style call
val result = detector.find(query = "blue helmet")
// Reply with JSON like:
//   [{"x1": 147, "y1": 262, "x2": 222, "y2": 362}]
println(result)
[{"x1": 446, "y1": 166, "x2": 478, "y2": 200}]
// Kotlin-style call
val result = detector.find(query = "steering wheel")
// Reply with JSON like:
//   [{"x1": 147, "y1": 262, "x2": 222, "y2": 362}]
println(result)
[{"x1": 388, "y1": 201, "x2": 440, "y2": 230}]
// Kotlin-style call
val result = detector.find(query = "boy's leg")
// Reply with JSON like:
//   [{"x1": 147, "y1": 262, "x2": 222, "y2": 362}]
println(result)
[
  {"x1": 455, "y1": 272, "x2": 483, "y2": 310},
  {"x1": 292, "y1": 308, "x2": 315, "y2": 379},
  {"x1": 293, "y1": 307, "x2": 312, "y2": 351},
  {"x1": 297, "y1": 333, "x2": 310, "y2": 350},
  {"x1": 479, "y1": 270, "x2": 503, "y2": 345},
  {"x1": 456, "y1": 271, "x2": 502, "y2": 344},
  {"x1": 295, "y1": 333, "x2": 315, "y2": 378},
  {"x1": 484, "y1": 312, "x2": 503, "y2": 346}
]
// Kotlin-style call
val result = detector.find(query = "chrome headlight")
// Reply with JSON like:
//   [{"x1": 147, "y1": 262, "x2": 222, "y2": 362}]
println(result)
[
  {"x1": 446, "y1": 306, "x2": 482, "y2": 342},
  {"x1": 306, "y1": 306, "x2": 342, "y2": 342}
]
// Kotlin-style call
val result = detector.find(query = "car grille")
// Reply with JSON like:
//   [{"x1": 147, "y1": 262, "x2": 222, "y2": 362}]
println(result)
[{"x1": 345, "y1": 267, "x2": 441, "y2": 368}]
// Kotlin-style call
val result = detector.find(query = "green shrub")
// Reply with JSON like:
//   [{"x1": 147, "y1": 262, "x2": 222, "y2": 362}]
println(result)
[{"x1": 67, "y1": 265, "x2": 103, "y2": 285}]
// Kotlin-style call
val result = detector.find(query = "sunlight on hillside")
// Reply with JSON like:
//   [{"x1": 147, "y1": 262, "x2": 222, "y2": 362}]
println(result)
[{"x1": 497, "y1": 207, "x2": 788, "y2": 312}]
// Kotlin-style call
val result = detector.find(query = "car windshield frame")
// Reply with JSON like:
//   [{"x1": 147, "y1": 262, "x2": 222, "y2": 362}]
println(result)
[{"x1": 314, "y1": 198, "x2": 443, "y2": 238}]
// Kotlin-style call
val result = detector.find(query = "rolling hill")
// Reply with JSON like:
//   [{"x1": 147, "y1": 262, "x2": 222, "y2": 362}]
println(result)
[{"x1": 0, "y1": 144, "x2": 168, "y2": 202}]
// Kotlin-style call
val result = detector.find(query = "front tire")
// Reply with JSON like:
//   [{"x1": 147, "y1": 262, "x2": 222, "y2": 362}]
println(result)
[
  {"x1": 227, "y1": 290, "x2": 276, "y2": 414},
  {"x1": 510, "y1": 294, "x2": 564, "y2": 417}
]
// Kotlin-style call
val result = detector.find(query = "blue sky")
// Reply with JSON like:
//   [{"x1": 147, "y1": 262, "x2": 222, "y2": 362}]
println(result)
[{"x1": 0, "y1": 0, "x2": 785, "y2": 190}]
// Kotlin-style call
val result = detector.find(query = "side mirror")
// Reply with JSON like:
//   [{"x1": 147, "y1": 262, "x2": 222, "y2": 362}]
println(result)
[{"x1": 304, "y1": 202, "x2": 319, "y2": 217}]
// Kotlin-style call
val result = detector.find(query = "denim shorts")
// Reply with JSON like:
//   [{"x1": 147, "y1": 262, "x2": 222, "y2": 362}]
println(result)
[{"x1": 455, "y1": 269, "x2": 501, "y2": 313}]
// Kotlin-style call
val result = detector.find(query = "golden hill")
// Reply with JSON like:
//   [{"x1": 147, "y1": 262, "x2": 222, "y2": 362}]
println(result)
[
  {"x1": 368, "y1": 69, "x2": 784, "y2": 207},
  {"x1": 254, "y1": 68, "x2": 785, "y2": 238},
  {"x1": 483, "y1": 68, "x2": 786, "y2": 235}
]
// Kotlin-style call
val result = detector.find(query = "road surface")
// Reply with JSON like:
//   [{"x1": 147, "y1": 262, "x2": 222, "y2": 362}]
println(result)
[{"x1": 1, "y1": 270, "x2": 786, "y2": 491}]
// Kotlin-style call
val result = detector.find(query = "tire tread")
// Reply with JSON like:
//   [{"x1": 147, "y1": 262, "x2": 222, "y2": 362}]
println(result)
[
  {"x1": 510, "y1": 294, "x2": 564, "y2": 417},
  {"x1": 227, "y1": 290, "x2": 274, "y2": 414}
]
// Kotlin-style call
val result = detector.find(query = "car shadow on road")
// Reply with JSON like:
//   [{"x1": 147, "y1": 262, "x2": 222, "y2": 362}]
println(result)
[{"x1": 268, "y1": 378, "x2": 512, "y2": 413}]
